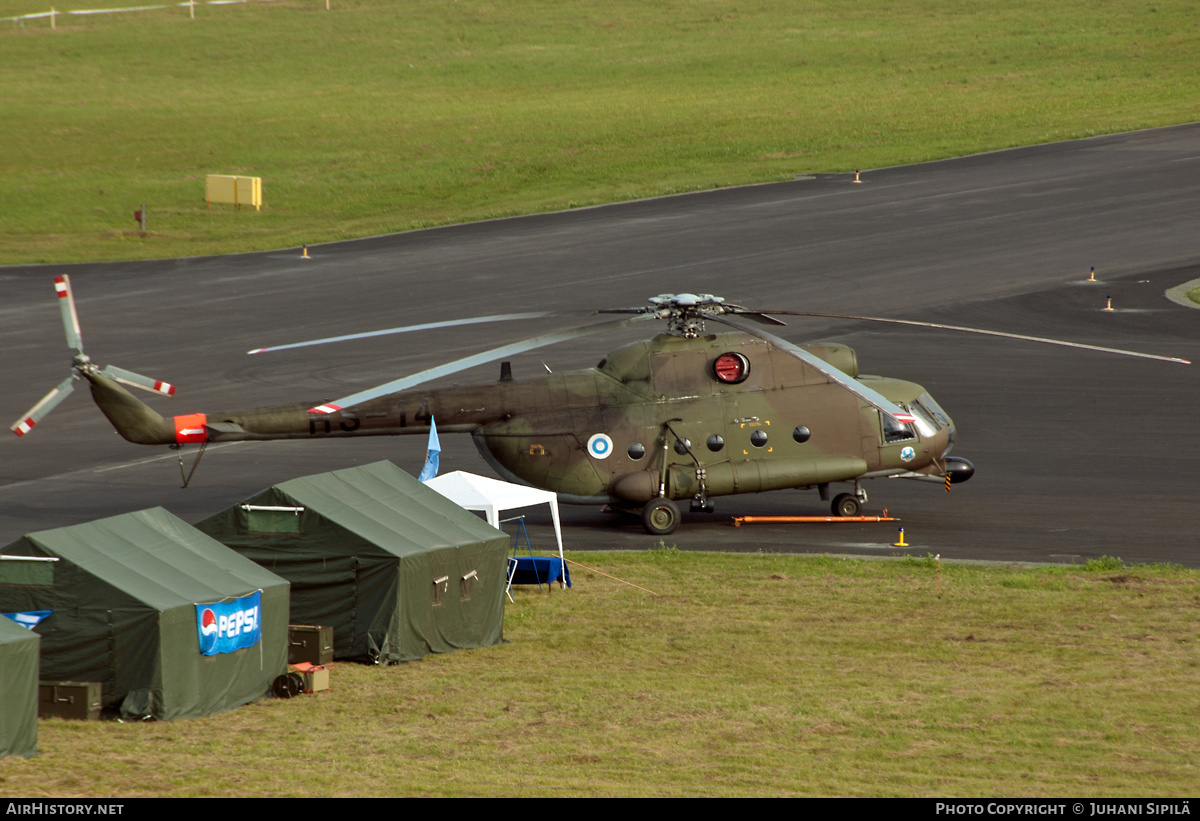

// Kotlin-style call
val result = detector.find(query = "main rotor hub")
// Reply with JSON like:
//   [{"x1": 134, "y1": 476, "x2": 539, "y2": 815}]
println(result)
[{"x1": 648, "y1": 293, "x2": 730, "y2": 338}]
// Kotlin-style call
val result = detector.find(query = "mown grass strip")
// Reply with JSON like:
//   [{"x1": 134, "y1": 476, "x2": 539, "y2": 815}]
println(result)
[
  {"x1": 2, "y1": 551, "x2": 1196, "y2": 797},
  {"x1": 1, "y1": 0, "x2": 1197, "y2": 264}
]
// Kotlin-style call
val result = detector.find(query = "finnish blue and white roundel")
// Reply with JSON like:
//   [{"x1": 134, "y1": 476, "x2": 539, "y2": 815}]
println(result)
[
  {"x1": 900, "y1": 446, "x2": 916, "y2": 463},
  {"x1": 587, "y1": 433, "x2": 614, "y2": 459}
]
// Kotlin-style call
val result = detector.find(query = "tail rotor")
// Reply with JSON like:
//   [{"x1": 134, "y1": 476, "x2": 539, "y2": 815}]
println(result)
[{"x1": 10, "y1": 275, "x2": 176, "y2": 437}]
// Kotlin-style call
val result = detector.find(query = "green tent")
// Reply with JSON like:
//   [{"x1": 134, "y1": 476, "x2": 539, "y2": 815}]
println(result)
[
  {"x1": 0, "y1": 508, "x2": 289, "y2": 721},
  {"x1": 195, "y1": 460, "x2": 510, "y2": 664},
  {"x1": 0, "y1": 614, "x2": 38, "y2": 757}
]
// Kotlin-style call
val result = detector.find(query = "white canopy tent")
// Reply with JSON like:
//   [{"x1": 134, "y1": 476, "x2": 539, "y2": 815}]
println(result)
[{"x1": 423, "y1": 471, "x2": 564, "y2": 561}]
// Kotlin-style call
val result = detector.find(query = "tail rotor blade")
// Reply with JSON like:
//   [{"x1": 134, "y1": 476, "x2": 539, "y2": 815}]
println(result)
[
  {"x1": 11, "y1": 377, "x2": 76, "y2": 437},
  {"x1": 55, "y1": 275, "x2": 84, "y2": 354},
  {"x1": 99, "y1": 365, "x2": 176, "y2": 396}
]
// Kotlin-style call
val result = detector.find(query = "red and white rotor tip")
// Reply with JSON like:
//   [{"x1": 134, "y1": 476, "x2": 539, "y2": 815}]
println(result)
[
  {"x1": 55, "y1": 275, "x2": 84, "y2": 353},
  {"x1": 10, "y1": 377, "x2": 76, "y2": 437},
  {"x1": 101, "y1": 364, "x2": 176, "y2": 397}
]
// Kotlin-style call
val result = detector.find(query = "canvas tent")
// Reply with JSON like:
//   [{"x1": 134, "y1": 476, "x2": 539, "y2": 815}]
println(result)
[
  {"x1": 0, "y1": 614, "x2": 38, "y2": 757},
  {"x1": 423, "y1": 471, "x2": 564, "y2": 562},
  {"x1": 0, "y1": 508, "x2": 289, "y2": 721},
  {"x1": 195, "y1": 460, "x2": 510, "y2": 664}
]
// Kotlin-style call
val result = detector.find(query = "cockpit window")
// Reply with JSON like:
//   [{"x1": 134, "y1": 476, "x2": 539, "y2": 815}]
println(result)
[
  {"x1": 906, "y1": 402, "x2": 940, "y2": 438},
  {"x1": 881, "y1": 413, "x2": 916, "y2": 444},
  {"x1": 917, "y1": 393, "x2": 955, "y2": 449},
  {"x1": 916, "y1": 394, "x2": 950, "y2": 428}
]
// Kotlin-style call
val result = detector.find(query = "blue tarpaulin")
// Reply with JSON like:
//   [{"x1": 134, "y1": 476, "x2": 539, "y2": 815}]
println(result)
[{"x1": 509, "y1": 556, "x2": 571, "y2": 588}]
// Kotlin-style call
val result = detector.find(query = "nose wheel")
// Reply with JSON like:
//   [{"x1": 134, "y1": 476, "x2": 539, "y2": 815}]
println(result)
[
  {"x1": 831, "y1": 483, "x2": 868, "y2": 517},
  {"x1": 830, "y1": 493, "x2": 861, "y2": 517}
]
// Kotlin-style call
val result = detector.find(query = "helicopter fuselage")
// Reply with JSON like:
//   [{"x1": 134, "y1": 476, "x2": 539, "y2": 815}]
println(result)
[{"x1": 85, "y1": 330, "x2": 962, "y2": 511}]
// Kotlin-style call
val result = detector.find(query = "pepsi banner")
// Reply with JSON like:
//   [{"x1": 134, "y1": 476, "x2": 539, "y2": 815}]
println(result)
[{"x1": 195, "y1": 592, "x2": 262, "y2": 656}]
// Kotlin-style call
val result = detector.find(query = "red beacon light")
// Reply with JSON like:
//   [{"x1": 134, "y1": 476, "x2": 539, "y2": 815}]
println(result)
[{"x1": 713, "y1": 352, "x2": 750, "y2": 384}]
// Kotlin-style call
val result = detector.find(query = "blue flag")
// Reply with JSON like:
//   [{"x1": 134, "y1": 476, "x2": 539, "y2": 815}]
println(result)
[
  {"x1": 3, "y1": 611, "x2": 52, "y2": 630},
  {"x1": 418, "y1": 416, "x2": 441, "y2": 482}
]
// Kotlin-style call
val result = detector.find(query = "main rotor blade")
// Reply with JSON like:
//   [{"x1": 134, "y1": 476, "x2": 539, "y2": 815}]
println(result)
[
  {"x1": 711, "y1": 314, "x2": 917, "y2": 423},
  {"x1": 309, "y1": 314, "x2": 656, "y2": 414},
  {"x1": 733, "y1": 311, "x2": 789, "y2": 326},
  {"x1": 740, "y1": 311, "x2": 1191, "y2": 365},
  {"x1": 55, "y1": 275, "x2": 84, "y2": 354},
  {"x1": 98, "y1": 365, "x2": 176, "y2": 396},
  {"x1": 11, "y1": 377, "x2": 76, "y2": 437},
  {"x1": 248, "y1": 313, "x2": 554, "y2": 355}
]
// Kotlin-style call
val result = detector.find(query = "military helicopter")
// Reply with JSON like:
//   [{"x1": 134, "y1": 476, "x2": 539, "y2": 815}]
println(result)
[{"x1": 12, "y1": 277, "x2": 1189, "y2": 535}]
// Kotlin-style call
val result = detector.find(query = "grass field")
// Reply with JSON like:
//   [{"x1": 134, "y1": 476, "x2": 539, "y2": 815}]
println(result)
[
  {"x1": 1, "y1": 551, "x2": 1197, "y2": 797},
  {"x1": 1, "y1": 0, "x2": 1197, "y2": 264}
]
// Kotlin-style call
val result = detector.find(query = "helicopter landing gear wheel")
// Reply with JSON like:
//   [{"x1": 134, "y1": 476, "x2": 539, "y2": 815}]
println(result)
[
  {"x1": 642, "y1": 498, "x2": 681, "y2": 536},
  {"x1": 831, "y1": 493, "x2": 862, "y2": 518}
]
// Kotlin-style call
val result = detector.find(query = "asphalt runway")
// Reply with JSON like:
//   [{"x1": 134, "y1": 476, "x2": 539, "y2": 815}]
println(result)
[{"x1": 2, "y1": 124, "x2": 1198, "y2": 565}]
